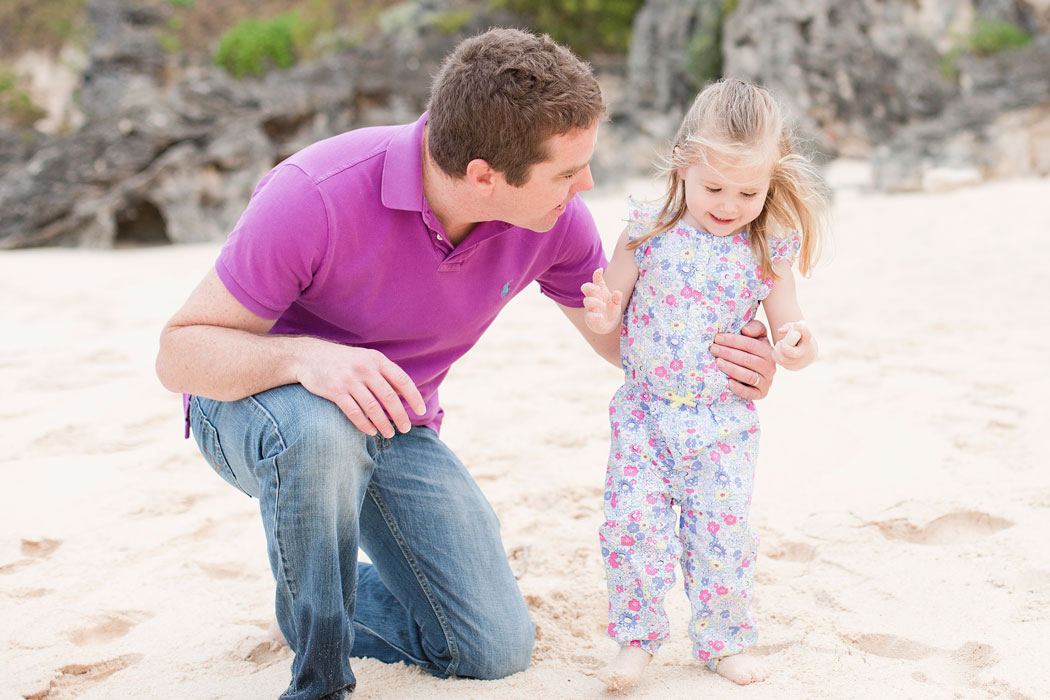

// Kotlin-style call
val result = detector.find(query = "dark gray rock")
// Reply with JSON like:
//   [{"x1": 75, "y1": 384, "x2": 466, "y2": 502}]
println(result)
[
  {"x1": 722, "y1": 0, "x2": 957, "y2": 158},
  {"x1": 871, "y1": 34, "x2": 1050, "y2": 190},
  {"x1": 624, "y1": 0, "x2": 724, "y2": 125},
  {"x1": 0, "y1": 0, "x2": 475, "y2": 249}
]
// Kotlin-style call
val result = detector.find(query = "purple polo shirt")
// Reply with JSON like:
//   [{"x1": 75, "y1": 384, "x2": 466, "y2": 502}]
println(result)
[{"x1": 205, "y1": 113, "x2": 605, "y2": 433}]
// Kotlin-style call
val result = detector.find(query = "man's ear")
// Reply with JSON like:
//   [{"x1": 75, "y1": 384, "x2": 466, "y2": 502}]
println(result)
[{"x1": 465, "y1": 158, "x2": 498, "y2": 193}]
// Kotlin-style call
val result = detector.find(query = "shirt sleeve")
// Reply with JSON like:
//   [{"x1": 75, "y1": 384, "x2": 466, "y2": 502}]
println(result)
[
  {"x1": 535, "y1": 196, "x2": 608, "y2": 307},
  {"x1": 769, "y1": 230, "x2": 802, "y2": 266},
  {"x1": 625, "y1": 195, "x2": 656, "y2": 243},
  {"x1": 215, "y1": 164, "x2": 330, "y2": 319}
]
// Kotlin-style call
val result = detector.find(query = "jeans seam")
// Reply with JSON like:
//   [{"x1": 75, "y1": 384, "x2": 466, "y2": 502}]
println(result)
[
  {"x1": 191, "y1": 397, "x2": 250, "y2": 496},
  {"x1": 366, "y1": 480, "x2": 460, "y2": 676},
  {"x1": 246, "y1": 395, "x2": 296, "y2": 599},
  {"x1": 351, "y1": 620, "x2": 433, "y2": 669}
]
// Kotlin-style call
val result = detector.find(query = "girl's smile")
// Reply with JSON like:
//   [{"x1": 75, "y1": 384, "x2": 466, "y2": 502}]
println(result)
[{"x1": 678, "y1": 157, "x2": 771, "y2": 237}]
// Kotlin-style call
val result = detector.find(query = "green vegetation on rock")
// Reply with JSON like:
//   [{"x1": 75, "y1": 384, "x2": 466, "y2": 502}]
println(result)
[
  {"x1": 0, "y1": 66, "x2": 46, "y2": 128},
  {"x1": 0, "y1": 0, "x2": 89, "y2": 58},
  {"x1": 431, "y1": 9, "x2": 475, "y2": 34},
  {"x1": 488, "y1": 0, "x2": 646, "y2": 56},
  {"x1": 212, "y1": 1, "x2": 353, "y2": 78},
  {"x1": 940, "y1": 16, "x2": 1033, "y2": 80},
  {"x1": 967, "y1": 16, "x2": 1033, "y2": 55},
  {"x1": 684, "y1": 0, "x2": 737, "y2": 88},
  {"x1": 214, "y1": 13, "x2": 308, "y2": 78}
]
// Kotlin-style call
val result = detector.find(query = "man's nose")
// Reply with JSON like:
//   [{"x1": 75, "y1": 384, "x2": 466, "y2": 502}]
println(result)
[{"x1": 573, "y1": 165, "x2": 594, "y2": 193}]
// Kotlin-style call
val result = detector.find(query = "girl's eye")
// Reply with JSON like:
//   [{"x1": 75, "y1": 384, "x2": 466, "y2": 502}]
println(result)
[
  {"x1": 705, "y1": 187, "x2": 721, "y2": 193},
  {"x1": 742, "y1": 192, "x2": 757, "y2": 198}
]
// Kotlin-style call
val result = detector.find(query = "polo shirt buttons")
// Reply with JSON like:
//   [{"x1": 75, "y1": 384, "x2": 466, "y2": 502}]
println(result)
[{"x1": 436, "y1": 234, "x2": 443, "y2": 240}]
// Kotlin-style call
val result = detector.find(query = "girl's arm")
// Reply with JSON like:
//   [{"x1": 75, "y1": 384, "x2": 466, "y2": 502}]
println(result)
[
  {"x1": 580, "y1": 227, "x2": 640, "y2": 335},
  {"x1": 762, "y1": 259, "x2": 818, "y2": 371}
]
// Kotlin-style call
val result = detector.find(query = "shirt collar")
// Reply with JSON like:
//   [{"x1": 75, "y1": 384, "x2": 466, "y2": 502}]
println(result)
[
  {"x1": 380, "y1": 111, "x2": 514, "y2": 243},
  {"x1": 381, "y1": 112, "x2": 428, "y2": 212}
]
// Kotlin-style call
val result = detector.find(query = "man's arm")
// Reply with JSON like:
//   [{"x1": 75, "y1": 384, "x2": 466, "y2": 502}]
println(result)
[{"x1": 155, "y1": 268, "x2": 426, "y2": 438}]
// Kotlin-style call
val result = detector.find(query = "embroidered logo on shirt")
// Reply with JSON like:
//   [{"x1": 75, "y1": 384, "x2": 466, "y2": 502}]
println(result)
[{"x1": 501, "y1": 280, "x2": 513, "y2": 298}]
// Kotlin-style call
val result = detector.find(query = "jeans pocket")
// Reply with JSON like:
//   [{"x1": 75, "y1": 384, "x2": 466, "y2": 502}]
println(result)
[{"x1": 192, "y1": 400, "x2": 250, "y2": 497}]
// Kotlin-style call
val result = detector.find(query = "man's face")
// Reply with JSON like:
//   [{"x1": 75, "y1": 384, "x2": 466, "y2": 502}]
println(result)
[{"x1": 491, "y1": 123, "x2": 598, "y2": 232}]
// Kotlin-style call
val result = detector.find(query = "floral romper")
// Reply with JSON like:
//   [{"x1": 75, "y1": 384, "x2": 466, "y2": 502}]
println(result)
[{"x1": 600, "y1": 198, "x2": 799, "y2": 668}]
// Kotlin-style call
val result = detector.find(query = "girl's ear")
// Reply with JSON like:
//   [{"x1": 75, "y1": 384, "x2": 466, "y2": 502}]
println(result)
[{"x1": 672, "y1": 146, "x2": 689, "y2": 180}]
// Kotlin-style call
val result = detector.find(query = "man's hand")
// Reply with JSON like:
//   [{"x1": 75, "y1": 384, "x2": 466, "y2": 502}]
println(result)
[
  {"x1": 581, "y1": 268, "x2": 624, "y2": 335},
  {"x1": 295, "y1": 340, "x2": 427, "y2": 438},
  {"x1": 157, "y1": 269, "x2": 427, "y2": 439},
  {"x1": 710, "y1": 319, "x2": 776, "y2": 400}
]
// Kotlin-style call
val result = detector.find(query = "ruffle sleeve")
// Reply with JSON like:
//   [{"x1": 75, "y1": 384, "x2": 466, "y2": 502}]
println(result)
[
  {"x1": 626, "y1": 196, "x2": 658, "y2": 243},
  {"x1": 769, "y1": 230, "x2": 802, "y2": 265}
]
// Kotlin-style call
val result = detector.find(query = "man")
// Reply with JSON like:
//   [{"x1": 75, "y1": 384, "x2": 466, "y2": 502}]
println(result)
[{"x1": 156, "y1": 28, "x2": 776, "y2": 700}]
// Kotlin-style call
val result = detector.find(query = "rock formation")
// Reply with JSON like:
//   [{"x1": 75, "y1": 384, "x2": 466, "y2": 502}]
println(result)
[
  {"x1": 2, "y1": 0, "x2": 1049, "y2": 247},
  {"x1": 0, "y1": 0, "x2": 474, "y2": 248}
]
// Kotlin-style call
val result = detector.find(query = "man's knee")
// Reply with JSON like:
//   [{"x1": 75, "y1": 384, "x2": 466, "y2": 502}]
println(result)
[{"x1": 455, "y1": 609, "x2": 535, "y2": 679}]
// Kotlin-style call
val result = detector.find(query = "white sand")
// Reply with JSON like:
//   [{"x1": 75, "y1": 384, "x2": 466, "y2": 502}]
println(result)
[{"x1": 2, "y1": 163, "x2": 1049, "y2": 699}]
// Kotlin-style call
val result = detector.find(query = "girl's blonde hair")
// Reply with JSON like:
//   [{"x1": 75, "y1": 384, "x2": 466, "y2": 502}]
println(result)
[{"x1": 629, "y1": 79, "x2": 829, "y2": 278}]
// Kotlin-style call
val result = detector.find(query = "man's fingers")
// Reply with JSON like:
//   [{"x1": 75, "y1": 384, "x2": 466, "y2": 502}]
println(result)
[
  {"x1": 711, "y1": 341, "x2": 766, "y2": 374},
  {"x1": 331, "y1": 393, "x2": 381, "y2": 437},
  {"x1": 738, "y1": 319, "x2": 770, "y2": 340},
  {"x1": 378, "y1": 359, "x2": 426, "y2": 415},
  {"x1": 363, "y1": 378, "x2": 415, "y2": 435},
  {"x1": 715, "y1": 356, "x2": 759, "y2": 384},
  {"x1": 348, "y1": 382, "x2": 398, "y2": 438},
  {"x1": 725, "y1": 377, "x2": 762, "y2": 400},
  {"x1": 713, "y1": 331, "x2": 768, "y2": 356},
  {"x1": 342, "y1": 355, "x2": 426, "y2": 437}
]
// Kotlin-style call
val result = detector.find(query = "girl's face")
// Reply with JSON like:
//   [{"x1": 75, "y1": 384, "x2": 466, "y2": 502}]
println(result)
[{"x1": 678, "y1": 155, "x2": 771, "y2": 237}]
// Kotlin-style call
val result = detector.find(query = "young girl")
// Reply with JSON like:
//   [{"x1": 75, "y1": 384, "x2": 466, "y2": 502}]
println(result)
[{"x1": 582, "y1": 79, "x2": 829, "y2": 688}]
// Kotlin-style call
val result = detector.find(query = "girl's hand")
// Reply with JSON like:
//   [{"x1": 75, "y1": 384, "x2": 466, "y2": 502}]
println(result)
[
  {"x1": 581, "y1": 268, "x2": 624, "y2": 335},
  {"x1": 773, "y1": 320, "x2": 817, "y2": 370}
]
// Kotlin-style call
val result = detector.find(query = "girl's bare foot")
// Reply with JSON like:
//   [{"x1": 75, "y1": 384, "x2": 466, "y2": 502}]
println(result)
[
  {"x1": 597, "y1": 645, "x2": 652, "y2": 690},
  {"x1": 715, "y1": 653, "x2": 768, "y2": 685}
]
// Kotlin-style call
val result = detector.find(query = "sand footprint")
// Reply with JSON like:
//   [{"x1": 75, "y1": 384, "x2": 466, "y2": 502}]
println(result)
[
  {"x1": 22, "y1": 538, "x2": 62, "y2": 558},
  {"x1": 870, "y1": 510, "x2": 1012, "y2": 545},
  {"x1": 843, "y1": 632, "x2": 941, "y2": 661},
  {"x1": 764, "y1": 540, "x2": 817, "y2": 563},
  {"x1": 68, "y1": 611, "x2": 153, "y2": 646},
  {"x1": 197, "y1": 561, "x2": 252, "y2": 580},
  {"x1": 846, "y1": 634, "x2": 1012, "y2": 695},
  {"x1": 0, "y1": 538, "x2": 63, "y2": 576},
  {"x1": 23, "y1": 654, "x2": 143, "y2": 700},
  {"x1": 245, "y1": 640, "x2": 288, "y2": 668}
]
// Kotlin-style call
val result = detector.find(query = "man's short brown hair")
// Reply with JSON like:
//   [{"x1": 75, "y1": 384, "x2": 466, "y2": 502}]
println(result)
[{"x1": 426, "y1": 27, "x2": 606, "y2": 187}]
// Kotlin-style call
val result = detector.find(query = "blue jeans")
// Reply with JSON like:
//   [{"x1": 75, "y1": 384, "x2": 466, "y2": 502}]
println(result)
[{"x1": 189, "y1": 384, "x2": 534, "y2": 700}]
